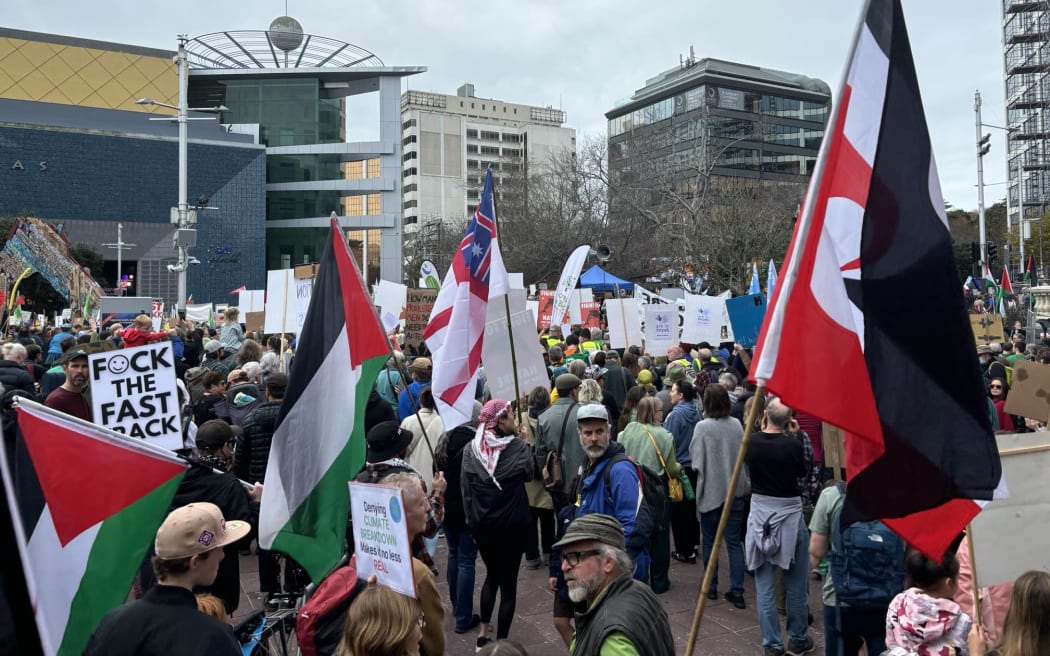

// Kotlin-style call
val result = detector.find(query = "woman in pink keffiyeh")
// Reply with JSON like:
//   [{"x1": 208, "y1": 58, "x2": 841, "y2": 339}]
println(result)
[
  {"x1": 885, "y1": 549, "x2": 972, "y2": 656},
  {"x1": 461, "y1": 399, "x2": 536, "y2": 649}
]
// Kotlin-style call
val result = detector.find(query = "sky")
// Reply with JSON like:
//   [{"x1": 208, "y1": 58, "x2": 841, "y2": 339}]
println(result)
[{"x1": 6, "y1": 0, "x2": 1008, "y2": 211}]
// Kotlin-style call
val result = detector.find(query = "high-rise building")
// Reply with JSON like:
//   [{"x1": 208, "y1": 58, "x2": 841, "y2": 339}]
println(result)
[
  {"x1": 400, "y1": 83, "x2": 576, "y2": 236},
  {"x1": 605, "y1": 56, "x2": 830, "y2": 215},
  {"x1": 1003, "y1": 2, "x2": 1050, "y2": 230}
]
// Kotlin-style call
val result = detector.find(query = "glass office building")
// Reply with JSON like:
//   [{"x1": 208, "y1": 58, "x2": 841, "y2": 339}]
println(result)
[{"x1": 606, "y1": 57, "x2": 831, "y2": 198}]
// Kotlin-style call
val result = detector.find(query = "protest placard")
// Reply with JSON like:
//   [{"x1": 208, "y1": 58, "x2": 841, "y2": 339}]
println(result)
[
  {"x1": 970, "y1": 314, "x2": 1005, "y2": 346},
  {"x1": 1004, "y1": 360, "x2": 1050, "y2": 421},
  {"x1": 237, "y1": 290, "x2": 265, "y2": 313},
  {"x1": 374, "y1": 280, "x2": 408, "y2": 334},
  {"x1": 726, "y1": 294, "x2": 767, "y2": 347},
  {"x1": 970, "y1": 432, "x2": 1050, "y2": 587},
  {"x1": 349, "y1": 481, "x2": 416, "y2": 597},
  {"x1": 536, "y1": 290, "x2": 555, "y2": 329},
  {"x1": 681, "y1": 294, "x2": 725, "y2": 345},
  {"x1": 644, "y1": 304, "x2": 677, "y2": 354},
  {"x1": 483, "y1": 303, "x2": 550, "y2": 401},
  {"x1": 606, "y1": 298, "x2": 642, "y2": 349},
  {"x1": 89, "y1": 343, "x2": 181, "y2": 451},
  {"x1": 581, "y1": 301, "x2": 602, "y2": 330},
  {"x1": 264, "y1": 270, "x2": 297, "y2": 334},
  {"x1": 404, "y1": 289, "x2": 437, "y2": 349}
]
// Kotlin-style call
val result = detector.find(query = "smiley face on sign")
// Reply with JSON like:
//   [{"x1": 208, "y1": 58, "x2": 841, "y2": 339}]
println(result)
[{"x1": 107, "y1": 354, "x2": 130, "y2": 375}]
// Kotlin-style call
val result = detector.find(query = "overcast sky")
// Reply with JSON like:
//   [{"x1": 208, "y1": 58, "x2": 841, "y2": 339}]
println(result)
[{"x1": 7, "y1": 0, "x2": 1007, "y2": 211}]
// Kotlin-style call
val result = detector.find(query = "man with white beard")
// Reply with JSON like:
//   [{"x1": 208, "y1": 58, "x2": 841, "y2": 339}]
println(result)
[{"x1": 555, "y1": 513, "x2": 673, "y2": 656}]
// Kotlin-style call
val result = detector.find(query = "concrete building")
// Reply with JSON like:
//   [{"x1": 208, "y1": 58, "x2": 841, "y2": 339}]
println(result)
[
  {"x1": 400, "y1": 83, "x2": 576, "y2": 236},
  {"x1": 604, "y1": 55, "x2": 830, "y2": 217},
  {"x1": 1003, "y1": 1, "x2": 1050, "y2": 231},
  {"x1": 0, "y1": 19, "x2": 422, "y2": 305}
]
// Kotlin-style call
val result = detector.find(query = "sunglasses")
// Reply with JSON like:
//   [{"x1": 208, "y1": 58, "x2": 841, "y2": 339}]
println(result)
[{"x1": 989, "y1": 384, "x2": 1003, "y2": 389}]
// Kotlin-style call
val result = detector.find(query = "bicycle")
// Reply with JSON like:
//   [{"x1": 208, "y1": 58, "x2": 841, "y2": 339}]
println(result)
[{"x1": 234, "y1": 606, "x2": 299, "y2": 656}]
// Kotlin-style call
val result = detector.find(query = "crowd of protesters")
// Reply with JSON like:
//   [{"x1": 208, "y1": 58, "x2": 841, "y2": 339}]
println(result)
[{"x1": 5, "y1": 305, "x2": 1049, "y2": 656}]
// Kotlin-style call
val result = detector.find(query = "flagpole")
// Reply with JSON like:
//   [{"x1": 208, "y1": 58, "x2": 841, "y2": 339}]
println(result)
[
  {"x1": 279, "y1": 272, "x2": 289, "y2": 374},
  {"x1": 489, "y1": 173, "x2": 525, "y2": 425},
  {"x1": 685, "y1": 385, "x2": 766, "y2": 655},
  {"x1": 965, "y1": 522, "x2": 985, "y2": 632}
]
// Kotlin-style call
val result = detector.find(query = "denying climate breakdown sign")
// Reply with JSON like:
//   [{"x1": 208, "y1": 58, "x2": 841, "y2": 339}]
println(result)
[
  {"x1": 88, "y1": 343, "x2": 181, "y2": 451},
  {"x1": 349, "y1": 481, "x2": 416, "y2": 597}
]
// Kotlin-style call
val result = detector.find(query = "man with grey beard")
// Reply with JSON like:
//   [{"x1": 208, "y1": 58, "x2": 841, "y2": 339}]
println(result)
[{"x1": 555, "y1": 514, "x2": 673, "y2": 656}]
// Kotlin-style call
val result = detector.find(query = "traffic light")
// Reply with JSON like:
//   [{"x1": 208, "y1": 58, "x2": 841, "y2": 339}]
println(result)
[
  {"x1": 971, "y1": 241, "x2": 980, "y2": 263},
  {"x1": 988, "y1": 242, "x2": 998, "y2": 264},
  {"x1": 979, "y1": 133, "x2": 991, "y2": 157}
]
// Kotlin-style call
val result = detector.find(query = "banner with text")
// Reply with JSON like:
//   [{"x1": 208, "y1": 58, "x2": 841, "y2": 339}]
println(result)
[
  {"x1": 349, "y1": 482, "x2": 416, "y2": 597},
  {"x1": 264, "y1": 270, "x2": 312, "y2": 335},
  {"x1": 536, "y1": 290, "x2": 556, "y2": 329},
  {"x1": 404, "y1": 289, "x2": 437, "y2": 349},
  {"x1": 644, "y1": 303, "x2": 678, "y2": 354},
  {"x1": 89, "y1": 342, "x2": 181, "y2": 450}
]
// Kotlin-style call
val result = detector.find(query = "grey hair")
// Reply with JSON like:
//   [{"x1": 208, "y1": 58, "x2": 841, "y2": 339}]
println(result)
[
  {"x1": 2, "y1": 342, "x2": 26, "y2": 360},
  {"x1": 638, "y1": 356, "x2": 652, "y2": 369},
  {"x1": 718, "y1": 371, "x2": 738, "y2": 388},
  {"x1": 578, "y1": 379, "x2": 603, "y2": 404},
  {"x1": 567, "y1": 360, "x2": 587, "y2": 378},
  {"x1": 765, "y1": 398, "x2": 793, "y2": 428},
  {"x1": 599, "y1": 544, "x2": 634, "y2": 578},
  {"x1": 384, "y1": 472, "x2": 426, "y2": 502},
  {"x1": 548, "y1": 345, "x2": 563, "y2": 361}
]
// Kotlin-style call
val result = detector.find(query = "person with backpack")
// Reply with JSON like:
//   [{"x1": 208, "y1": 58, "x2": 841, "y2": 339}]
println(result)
[
  {"x1": 574, "y1": 403, "x2": 653, "y2": 582},
  {"x1": 807, "y1": 481, "x2": 905, "y2": 656}
]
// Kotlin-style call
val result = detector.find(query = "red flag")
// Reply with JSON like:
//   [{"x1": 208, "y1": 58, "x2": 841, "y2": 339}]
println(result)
[
  {"x1": 1001, "y1": 266, "x2": 1013, "y2": 294},
  {"x1": 751, "y1": 0, "x2": 1001, "y2": 559},
  {"x1": 423, "y1": 169, "x2": 510, "y2": 428},
  {"x1": 229, "y1": 285, "x2": 247, "y2": 295}
]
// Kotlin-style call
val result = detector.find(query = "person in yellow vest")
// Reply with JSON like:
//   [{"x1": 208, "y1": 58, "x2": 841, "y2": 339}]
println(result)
[{"x1": 580, "y1": 327, "x2": 606, "y2": 353}]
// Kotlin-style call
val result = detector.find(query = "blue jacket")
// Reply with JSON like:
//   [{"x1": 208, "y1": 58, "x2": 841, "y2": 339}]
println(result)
[
  {"x1": 578, "y1": 442, "x2": 644, "y2": 555},
  {"x1": 664, "y1": 400, "x2": 701, "y2": 467},
  {"x1": 397, "y1": 379, "x2": 430, "y2": 421}
]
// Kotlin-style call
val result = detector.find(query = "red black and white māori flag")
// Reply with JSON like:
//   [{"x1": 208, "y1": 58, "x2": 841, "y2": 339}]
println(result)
[{"x1": 752, "y1": 0, "x2": 1002, "y2": 559}]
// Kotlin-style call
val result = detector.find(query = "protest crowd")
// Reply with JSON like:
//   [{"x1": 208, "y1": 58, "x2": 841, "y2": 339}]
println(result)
[{"x1": 0, "y1": 296, "x2": 1046, "y2": 656}]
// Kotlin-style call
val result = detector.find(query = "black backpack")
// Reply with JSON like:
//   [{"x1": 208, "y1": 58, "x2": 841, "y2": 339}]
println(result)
[
  {"x1": 828, "y1": 483, "x2": 906, "y2": 607},
  {"x1": 601, "y1": 453, "x2": 665, "y2": 548}
]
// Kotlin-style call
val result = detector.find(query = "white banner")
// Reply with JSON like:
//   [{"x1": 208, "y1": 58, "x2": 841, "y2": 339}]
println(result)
[
  {"x1": 508, "y1": 272, "x2": 525, "y2": 290},
  {"x1": 88, "y1": 343, "x2": 181, "y2": 451},
  {"x1": 606, "y1": 298, "x2": 643, "y2": 349},
  {"x1": 185, "y1": 303, "x2": 212, "y2": 323},
  {"x1": 349, "y1": 482, "x2": 417, "y2": 598},
  {"x1": 644, "y1": 303, "x2": 678, "y2": 354},
  {"x1": 483, "y1": 301, "x2": 550, "y2": 401},
  {"x1": 551, "y1": 245, "x2": 591, "y2": 328}
]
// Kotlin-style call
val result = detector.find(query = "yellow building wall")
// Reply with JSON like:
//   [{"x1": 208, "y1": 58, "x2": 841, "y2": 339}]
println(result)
[{"x1": 0, "y1": 35, "x2": 177, "y2": 113}]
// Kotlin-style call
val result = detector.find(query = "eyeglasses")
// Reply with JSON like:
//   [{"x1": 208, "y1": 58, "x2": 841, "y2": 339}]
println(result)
[
  {"x1": 989, "y1": 384, "x2": 1003, "y2": 389},
  {"x1": 561, "y1": 549, "x2": 603, "y2": 568},
  {"x1": 416, "y1": 613, "x2": 426, "y2": 628}
]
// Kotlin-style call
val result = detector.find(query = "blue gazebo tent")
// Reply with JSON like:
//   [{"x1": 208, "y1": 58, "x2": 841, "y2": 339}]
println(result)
[{"x1": 578, "y1": 265, "x2": 635, "y2": 294}]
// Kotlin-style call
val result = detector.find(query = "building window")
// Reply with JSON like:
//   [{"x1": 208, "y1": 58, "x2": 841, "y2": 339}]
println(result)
[
  {"x1": 471, "y1": 102, "x2": 475, "y2": 108},
  {"x1": 467, "y1": 144, "x2": 479, "y2": 154},
  {"x1": 403, "y1": 167, "x2": 417, "y2": 178},
  {"x1": 404, "y1": 183, "x2": 417, "y2": 193},
  {"x1": 467, "y1": 174, "x2": 479, "y2": 185},
  {"x1": 467, "y1": 159, "x2": 479, "y2": 169},
  {"x1": 403, "y1": 151, "x2": 417, "y2": 162},
  {"x1": 404, "y1": 199, "x2": 418, "y2": 209},
  {"x1": 467, "y1": 189, "x2": 480, "y2": 200},
  {"x1": 503, "y1": 134, "x2": 521, "y2": 143},
  {"x1": 503, "y1": 107, "x2": 507, "y2": 113},
  {"x1": 367, "y1": 159, "x2": 380, "y2": 178},
  {"x1": 403, "y1": 135, "x2": 417, "y2": 146},
  {"x1": 402, "y1": 119, "x2": 417, "y2": 130},
  {"x1": 468, "y1": 204, "x2": 477, "y2": 214},
  {"x1": 406, "y1": 215, "x2": 418, "y2": 225},
  {"x1": 480, "y1": 145, "x2": 500, "y2": 156},
  {"x1": 503, "y1": 148, "x2": 521, "y2": 158},
  {"x1": 482, "y1": 104, "x2": 486, "y2": 110},
  {"x1": 345, "y1": 195, "x2": 365, "y2": 215},
  {"x1": 480, "y1": 130, "x2": 500, "y2": 141},
  {"x1": 467, "y1": 129, "x2": 478, "y2": 138},
  {"x1": 367, "y1": 194, "x2": 381, "y2": 215}
]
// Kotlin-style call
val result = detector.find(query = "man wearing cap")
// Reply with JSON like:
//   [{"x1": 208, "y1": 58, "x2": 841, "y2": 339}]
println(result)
[
  {"x1": 398, "y1": 356, "x2": 432, "y2": 421},
  {"x1": 574, "y1": 403, "x2": 652, "y2": 580},
  {"x1": 44, "y1": 348, "x2": 92, "y2": 421},
  {"x1": 978, "y1": 344, "x2": 1007, "y2": 384},
  {"x1": 85, "y1": 502, "x2": 248, "y2": 655},
  {"x1": 535, "y1": 373, "x2": 583, "y2": 506},
  {"x1": 146, "y1": 420, "x2": 257, "y2": 613},
  {"x1": 555, "y1": 513, "x2": 673, "y2": 656},
  {"x1": 200, "y1": 339, "x2": 230, "y2": 377}
]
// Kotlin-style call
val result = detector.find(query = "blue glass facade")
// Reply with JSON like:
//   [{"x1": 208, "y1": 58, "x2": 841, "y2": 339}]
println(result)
[{"x1": 0, "y1": 125, "x2": 266, "y2": 304}]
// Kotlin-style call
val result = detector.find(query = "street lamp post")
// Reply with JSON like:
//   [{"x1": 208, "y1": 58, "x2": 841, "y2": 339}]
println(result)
[
  {"x1": 102, "y1": 223, "x2": 135, "y2": 295},
  {"x1": 137, "y1": 34, "x2": 227, "y2": 311}
]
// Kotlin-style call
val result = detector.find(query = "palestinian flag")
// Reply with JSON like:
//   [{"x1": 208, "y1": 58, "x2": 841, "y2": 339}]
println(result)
[
  {"x1": 1001, "y1": 265, "x2": 1013, "y2": 295},
  {"x1": 259, "y1": 213, "x2": 388, "y2": 583},
  {"x1": 982, "y1": 261, "x2": 997, "y2": 297},
  {"x1": 751, "y1": 0, "x2": 1002, "y2": 560},
  {"x1": 1, "y1": 399, "x2": 186, "y2": 656},
  {"x1": 1025, "y1": 254, "x2": 1034, "y2": 285}
]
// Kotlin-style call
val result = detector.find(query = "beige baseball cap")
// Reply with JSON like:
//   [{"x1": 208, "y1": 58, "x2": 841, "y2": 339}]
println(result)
[{"x1": 155, "y1": 502, "x2": 250, "y2": 559}]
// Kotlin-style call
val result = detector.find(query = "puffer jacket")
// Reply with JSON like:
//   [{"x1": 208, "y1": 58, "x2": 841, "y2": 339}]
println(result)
[
  {"x1": 235, "y1": 401, "x2": 280, "y2": 484},
  {"x1": 461, "y1": 436, "x2": 534, "y2": 534},
  {"x1": 0, "y1": 360, "x2": 35, "y2": 396}
]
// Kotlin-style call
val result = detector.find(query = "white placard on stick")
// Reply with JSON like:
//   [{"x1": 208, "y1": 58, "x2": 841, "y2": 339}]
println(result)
[
  {"x1": 89, "y1": 343, "x2": 181, "y2": 451},
  {"x1": 681, "y1": 294, "x2": 726, "y2": 345},
  {"x1": 238, "y1": 290, "x2": 265, "y2": 313},
  {"x1": 349, "y1": 482, "x2": 416, "y2": 598},
  {"x1": 264, "y1": 270, "x2": 297, "y2": 334},
  {"x1": 644, "y1": 303, "x2": 678, "y2": 354},
  {"x1": 606, "y1": 298, "x2": 643, "y2": 349},
  {"x1": 483, "y1": 304, "x2": 550, "y2": 401}
]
